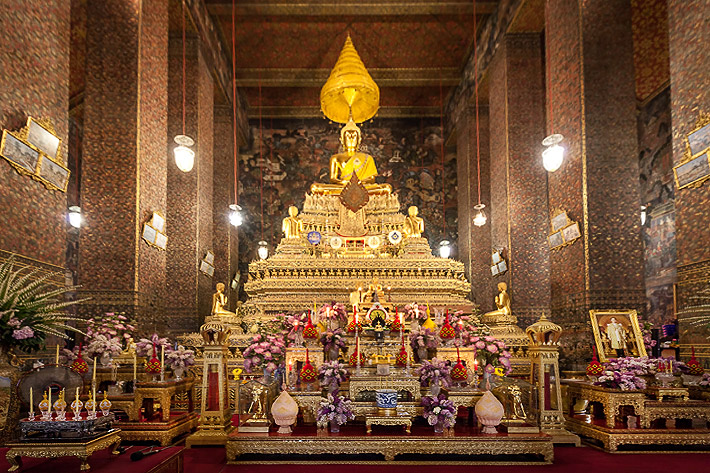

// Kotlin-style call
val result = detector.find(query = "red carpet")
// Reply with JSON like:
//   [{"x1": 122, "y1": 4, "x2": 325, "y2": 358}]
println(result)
[
  {"x1": 2, "y1": 445, "x2": 708, "y2": 472},
  {"x1": 186, "y1": 446, "x2": 710, "y2": 473}
]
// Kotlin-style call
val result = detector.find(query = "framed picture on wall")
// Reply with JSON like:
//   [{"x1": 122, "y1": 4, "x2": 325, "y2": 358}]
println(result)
[
  {"x1": 0, "y1": 131, "x2": 40, "y2": 174},
  {"x1": 550, "y1": 211, "x2": 570, "y2": 233},
  {"x1": 200, "y1": 260, "x2": 214, "y2": 277},
  {"x1": 561, "y1": 222, "x2": 581, "y2": 243},
  {"x1": 27, "y1": 118, "x2": 61, "y2": 160},
  {"x1": 548, "y1": 231, "x2": 563, "y2": 249},
  {"x1": 37, "y1": 156, "x2": 70, "y2": 192},
  {"x1": 674, "y1": 152, "x2": 710, "y2": 189},
  {"x1": 204, "y1": 251, "x2": 215, "y2": 265},
  {"x1": 589, "y1": 309, "x2": 647, "y2": 362},
  {"x1": 142, "y1": 223, "x2": 157, "y2": 245},
  {"x1": 150, "y1": 212, "x2": 166, "y2": 233},
  {"x1": 155, "y1": 232, "x2": 167, "y2": 250},
  {"x1": 687, "y1": 122, "x2": 710, "y2": 156}
]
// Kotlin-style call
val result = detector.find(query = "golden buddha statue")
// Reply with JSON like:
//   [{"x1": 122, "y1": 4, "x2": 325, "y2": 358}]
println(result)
[
  {"x1": 211, "y1": 283, "x2": 236, "y2": 317},
  {"x1": 311, "y1": 118, "x2": 391, "y2": 196},
  {"x1": 363, "y1": 276, "x2": 385, "y2": 303},
  {"x1": 403, "y1": 206, "x2": 424, "y2": 238},
  {"x1": 282, "y1": 206, "x2": 304, "y2": 239},
  {"x1": 484, "y1": 282, "x2": 512, "y2": 320}
]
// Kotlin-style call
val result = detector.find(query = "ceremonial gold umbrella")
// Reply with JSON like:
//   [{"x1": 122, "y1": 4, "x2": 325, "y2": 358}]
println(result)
[{"x1": 320, "y1": 35, "x2": 380, "y2": 124}]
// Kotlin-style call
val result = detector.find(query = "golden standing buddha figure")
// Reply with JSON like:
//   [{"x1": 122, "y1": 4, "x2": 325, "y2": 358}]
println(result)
[
  {"x1": 403, "y1": 206, "x2": 425, "y2": 238},
  {"x1": 282, "y1": 206, "x2": 304, "y2": 239}
]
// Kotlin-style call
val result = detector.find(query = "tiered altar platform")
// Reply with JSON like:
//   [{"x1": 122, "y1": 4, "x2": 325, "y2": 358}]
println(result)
[{"x1": 226, "y1": 424, "x2": 553, "y2": 464}]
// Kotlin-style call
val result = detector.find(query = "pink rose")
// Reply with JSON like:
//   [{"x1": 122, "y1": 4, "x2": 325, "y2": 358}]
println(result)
[
  {"x1": 475, "y1": 341, "x2": 486, "y2": 349},
  {"x1": 484, "y1": 336, "x2": 494, "y2": 342},
  {"x1": 487, "y1": 344, "x2": 498, "y2": 353}
]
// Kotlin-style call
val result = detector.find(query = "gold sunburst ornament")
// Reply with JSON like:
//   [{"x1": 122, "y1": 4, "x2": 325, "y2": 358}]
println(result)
[{"x1": 320, "y1": 35, "x2": 380, "y2": 124}]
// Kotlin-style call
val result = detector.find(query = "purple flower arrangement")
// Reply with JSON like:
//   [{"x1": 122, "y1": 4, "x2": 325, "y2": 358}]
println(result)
[
  {"x1": 318, "y1": 360, "x2": 349, "y2": 390},
  {"x1": 465, "y1": 334, "x2": 512, "y2": 374},
  {"x1": 135, "y1": 333, "x2": 172, "y2": 358},
  {"x1": 421, "y1": 394, "x2": 457, "y2": 428},
  {"x1": 415, "y1": 358, "x2": 452, "y2": 388},
  {"x1": 316, "y1": 391, "x2": 355, "y2": 428},
  {"x1": 595, "y1": 370, "x2": 648, "y2": 391},
  {"x1": 166, "y1": 345, "x2": 195, "y2": 371},
  {"x1": 593, "y1": 356, "x2": 689, "y2": 391},
  {"x1": 283, "y1": 312, "x2": 308, "y2": 346},
  {"x1": 409, "y1": 328, "x2": 440, "y2": 351},
  {"x1": 404, "y1": 303, "x2": 426, "y2": 321},
  {"x1": 319, "y1": 328, "x2": 347, "y2": 353},
  {"x1": 85, "y1": 312, "x2": 135, "y2": 345},
  {"x1": 85, "y1": 334, "x2": 123, "y2": 360},
  {"x1": 699, "y1": 373, "x2": 710, "y2": 387},
  {"x1": 242, "y1": 333, "x2": 286, "y2": 373}
]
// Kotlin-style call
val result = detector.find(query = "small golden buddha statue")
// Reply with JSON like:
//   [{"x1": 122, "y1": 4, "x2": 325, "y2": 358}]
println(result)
[
  {"x1": 311, "y1": 118, "x2": 391, "y2": 196},
  {"x1": 211, "y1": 283, "x2": 236, "y2": 316},
  {"x1": 282, "y1": 206, "x2": 304, "y2": 239},
  {"x1": 403, "y1": 206, "x2": 424, "y2": 238},
  {"x1": 485, "y1": 282, "x2": 511, "y2": 317},
  {"x1": 363, "y1": 277, "x2": 385, "y2": 303}
]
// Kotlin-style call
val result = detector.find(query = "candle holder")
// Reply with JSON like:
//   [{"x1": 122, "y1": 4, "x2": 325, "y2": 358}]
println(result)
[
  {"x1": 99, "y1": 392, "x2": 112, "y2": 416},
  {"x1": 85, "y1": 393, "x2": 97, "y2": 420},
  {"x1": 71, "y1": 396, "x2": 84, "y2": 420},
  {"x1": 53, "y1": 391, "x2": 67, "y2": 421},
  {"x1": 39, "y1": 392, "x2": 51, "y2": 421}
]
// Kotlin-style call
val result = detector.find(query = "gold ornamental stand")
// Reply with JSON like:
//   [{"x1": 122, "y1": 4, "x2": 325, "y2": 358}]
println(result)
[{"x1": 5, "y1": 429, "x2": 122, "y2": 471}]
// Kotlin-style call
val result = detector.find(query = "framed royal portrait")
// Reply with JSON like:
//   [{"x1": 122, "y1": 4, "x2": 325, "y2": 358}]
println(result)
[
  {"x1": 561, "y1": 222, "x2": 581, "y2": 244},
  {"x1": 0, "y1": 130, "x2": 40, "y2": 174},
  {"x1": 589, "y1": 309, "x2": 647, "y2": 362},
  {"x1": 687, "y1": 122, "x2": 710, "y2": 157},
  {"x1": 199, "y1": 260, "x2": 214, "y2": 277},
  {"x1": 27, "y1": 118, "x2": 61, "y2": 160},
  {"x1": 548, "y1": 231, "x2": 564, "y2": 249},
  {"x1": 37, "y1": 155, "x2": 70, "y2": 192},
  {"x1": 674, "y1": 152, "x2": 710, "y2": 189}
]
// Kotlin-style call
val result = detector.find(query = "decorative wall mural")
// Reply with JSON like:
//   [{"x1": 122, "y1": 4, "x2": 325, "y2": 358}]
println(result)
[{"x1": 238, "y1": 117, "x2": 457, "y2": 267}]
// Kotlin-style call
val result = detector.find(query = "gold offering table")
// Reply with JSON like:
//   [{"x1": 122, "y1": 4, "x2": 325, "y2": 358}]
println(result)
[
  {"x1": 564, "y1": 380, "x2": 710, "y2": 452},
  {"x1": 5, "y1": 428, "x2": 122, "y2": 472},
  {"x1": 115, "y1": 378, "x2": 198, "y2": 445},
  {"x1": 365, "y1": 413, "x2": 412, "y2": 434},
  {"x1": 226, "y1": 426, "x2": 553, "y2": 464}
]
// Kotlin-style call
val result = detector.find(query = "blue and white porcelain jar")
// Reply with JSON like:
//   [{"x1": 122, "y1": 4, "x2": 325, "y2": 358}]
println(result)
[{"x1": 375, "y1": 389, "x2": 398, "y2": 409}]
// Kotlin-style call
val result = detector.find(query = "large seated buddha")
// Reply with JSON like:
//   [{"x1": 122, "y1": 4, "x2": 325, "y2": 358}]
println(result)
[{"x1": 311, "y1": 117, "x2": 391, "y2": 196}]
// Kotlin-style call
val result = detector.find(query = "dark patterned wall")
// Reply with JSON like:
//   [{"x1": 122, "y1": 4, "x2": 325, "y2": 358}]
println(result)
[
  {"x1": 668, "y1": 0, "x2": 710, "y2": 353},
  {"x1": 488, "y1": 34, "x2": 550, "y2": 324},
  {"x1": 638, "y1": 88, "x2": 675, "y2": 326},
  {"x1": 237, "y1": 118, "x2": 457, "y2": 267},
  {"x1": 0, "y1": 1, "x2": 70, "y2": 268}
]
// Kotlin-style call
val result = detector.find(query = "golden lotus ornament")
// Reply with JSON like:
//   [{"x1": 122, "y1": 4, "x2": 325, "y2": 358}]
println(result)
[{"x1": 320, "y1": 35, "x2": 380, "y2": 124}]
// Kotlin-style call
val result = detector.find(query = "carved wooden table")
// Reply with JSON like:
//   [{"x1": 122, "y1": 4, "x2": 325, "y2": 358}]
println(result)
[
  {"x1": 565, "y1": 381, "x2": 646, "y2": 428},
  {"x1": 130, "y1": 378, "x2": 195, "y2": 421},
  {"x1": 640, "y1": 400, "x2": 710, "y2": 428},
  {"x1": 644, "y1": 386, "x2": 690, "y2": 402},
  {"x1": 5, "y1": 428, "x2": 121, "y2": 471},
  {"x1": 365, "y1": 414, "x2": 412, "y2": 434}
]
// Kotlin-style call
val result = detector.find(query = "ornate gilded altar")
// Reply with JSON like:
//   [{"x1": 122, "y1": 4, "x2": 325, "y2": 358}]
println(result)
[{"x1": 5, "y1": 429, "x2": 122, "y2": 472}]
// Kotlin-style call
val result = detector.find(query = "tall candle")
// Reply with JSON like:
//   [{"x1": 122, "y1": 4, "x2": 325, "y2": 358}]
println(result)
[
  {"x1": 133, "y1": 352, "x2": 137, "y2": 380},
  {"x1": 48, "y1": 388, "x2": 51, "y2": 416},
  {"x1": 92, "y1": 387, "x2": 96, "y2": 414},
  {"x1": 160, "y1": 345, "x2": 165, "y2": 377},
  {"x1": 92, "y1": 357, "x2": 96, "y2": 382},
  {"x1": 29, "y1": 387, "x2": 33, "y2": 412},
  {"x1": 75, "y1": 386, "x2": 79, "y2": 403},
  {"x1": 55, "y1": 345, "x2": 60, "y2": 365}
]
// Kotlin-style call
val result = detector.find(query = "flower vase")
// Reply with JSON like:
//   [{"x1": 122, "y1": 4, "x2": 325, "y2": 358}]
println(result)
[
  {"x1": 328, "y1": 347, "x2": 340, "y2": 362},
  {"x1": 434, "y1": 422, "x2": 445, "y2": 434},
  {"x1": 100, "y1": 352, "x2": 112, "y2": 368},
  {"x1": 329, "y1": 420, "x2": 340, "y2": 433},
  {"x1": 263, "y1": 368, "x2": 272, "y2": 383},
  {"x1": 173, "y1": 367, "x2": 185, "y2": 380},
  {"x1": 417, "y1": 347, "x2": 428, "y2": 362}
]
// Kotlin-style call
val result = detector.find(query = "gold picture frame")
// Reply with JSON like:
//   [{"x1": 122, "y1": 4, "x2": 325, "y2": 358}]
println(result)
[
  {"x1": 676, "y1": 112, "x2": 710, "y2": 190},
  {"x1": 27, "y1": 117, "x2": 61, "y2": 160},
  {"x1": 36, "y1": 155, "x2": 70, "y2": 192},
  {"x1": 0, "y1": 130, "x2": 40, "y2": 175},
  {"x1": 550, "y1": 209, "x2": 571, "y2": 233},
  {"x1": 589, "y1": 309, "x2": 647, "y2": 362}
]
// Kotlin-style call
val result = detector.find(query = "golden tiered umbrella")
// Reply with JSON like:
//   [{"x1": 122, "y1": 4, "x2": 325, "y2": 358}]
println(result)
[{"x1": 320, "y1": 35, "x2": 380, "y2": 124}]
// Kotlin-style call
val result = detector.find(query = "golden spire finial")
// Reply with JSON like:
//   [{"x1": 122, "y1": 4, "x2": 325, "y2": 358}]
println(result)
[{"x1": 320, "y1": 35, "x2": 380, "y2": 124}]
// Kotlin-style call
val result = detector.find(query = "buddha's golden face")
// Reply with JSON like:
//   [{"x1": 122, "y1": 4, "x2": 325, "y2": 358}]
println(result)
[{"x1": 342, "y1": 129, "x2": 361, "y2": 151}]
